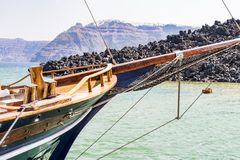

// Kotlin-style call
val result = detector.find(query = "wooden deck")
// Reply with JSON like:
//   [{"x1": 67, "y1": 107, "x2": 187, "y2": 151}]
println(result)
[{"x1": 0, "y1": 63, "x2": 117, "y2": 122}]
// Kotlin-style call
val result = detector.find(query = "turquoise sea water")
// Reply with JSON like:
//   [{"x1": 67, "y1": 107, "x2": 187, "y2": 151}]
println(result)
[
  {"x1": 0, "y1": 62, "x2": 39, "y2": 85},
  {"x1": 1, "y1": 62, "x2": 240, "y2": 160},
  {"x1": 67, "y1": 82, "x2": 240, "y2": 160}
]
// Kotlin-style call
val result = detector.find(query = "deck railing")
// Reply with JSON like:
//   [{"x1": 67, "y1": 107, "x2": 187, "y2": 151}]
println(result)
[
  {"x1": 1, "y1": 64, "x2": 105, "y2": 89},
  {"x1": 66, "y1": 63, "x2": 113, "y2": 96},
  {"x1": 0, "y1": 64, "x2": 113, "y2": 112},
  {"x1": 43, "y1": 64, "x2": 106, "y2": 78}
]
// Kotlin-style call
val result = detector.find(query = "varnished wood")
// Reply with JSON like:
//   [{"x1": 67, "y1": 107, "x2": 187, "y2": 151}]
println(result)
[
  {"x1": 30, "y1": 96, "x2": 72, "y2": 110},
  {"x1": 0, "y1": 108, "x2": 8, "y2": 114},
  {"x1": 0, "y1": 99, "x2": 23, "y2": 107},
  {"x1": 1, "y1": 85, "x2": 25, "y2": 90},
  {"x1": 100, "y1": 74, "x2": 104, "y2": 87},
  {"x1": 23, "y1": 86, "x2": 30, "y2": 104},
  {"x1": 54, "y1": 38, "x2": 240, "y2": 87},
  {"x1": 44, "y1": 79, "x2": 57, "y2": 97},
  {"x1": 43, "y1": 83, "x2": 49, "y2": 99},
  {"x1": 0, "y1": 60, "x2": 118, "y2": 150},
  {"x1": 0, "y1": 105, "x2": 21, "y2": 111},
  {"x1": 110, "y1": 69, "x2": 112, "y2": 78},
  {"x1": 88, "y1": 79, "x2": 92, "y2": 92},
  {"x1": 66, "y1": 64, "x2": 112, "y2": 96},
  {"x1": 49, "y1": 82, "x2": 57, "y2": 96},
  {"x1": 0, "y1": 107, "x2": 87, "y2": 145},
  {"x1": 30, "y1": 85, "x2": 37, "y2": 101},
  {"x1": 107, "y1": 71, "x2": 111, "y2": 82},
  {"x1": 0, "y1": 75, "x2": 117, "y2": 122},
  {"x1": 29, "y1": 66, "x2": 44, "y2": 99},
  {"x1": 43, "y1": 64, "x2": 105, "y2": 75},
  {"x1": 113, "y1": 38, "x2": 240, "y2": 75}
]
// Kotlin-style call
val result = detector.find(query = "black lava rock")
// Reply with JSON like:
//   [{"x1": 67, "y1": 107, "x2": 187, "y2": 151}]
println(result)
[{"x1": 42, "y1": 19, "x2": 240, "y2": 83}]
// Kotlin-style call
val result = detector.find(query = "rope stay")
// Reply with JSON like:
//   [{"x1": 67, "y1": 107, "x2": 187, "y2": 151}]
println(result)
[
  {"x1": 1, "y1": 0, "x2": 239, "y2": 155},
  {"x1": 94, "y1": 46, "x2": 240, "y2": 159},
  {"x1": 74, "y1": 41, "x2": 239, "y2": 159},
  {"x1": 83, "y1": 0, "x2": 117, "y2": 65},
  {"x1": 0, "y1": 106, "x2": 27, "y2": 146},
  {"x1": 222, "y1": 0, "x2": 240, "y2": 31},
  {"x1": 125, "y1": 58, "x2": 179, "y2": 92},
  {"x1": 6, "y1": 74, "x2": 30, "y2": 87},
  {"x1": 180, "y1": 48, "x2": 240, "y2": 119},
  {"x1": 97, "y1": 118, "x2": 177, "y2": 160},
  {"x1": 75, "y1": 87, "x2": 153, "y2": 160},
  {"x1": 78, "y1": 1, "x2": 240, "y2": 159},
  {"x1": 133, "y1": 42, "x2": 239, "y2": 91},
  {"x1": 74, "y1": 56, "x2": 179, "y2": 160}
]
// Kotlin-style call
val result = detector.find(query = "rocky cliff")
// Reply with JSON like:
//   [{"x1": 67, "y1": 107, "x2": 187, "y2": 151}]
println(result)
[
  {"x1": 0, "y1": 38, "x2": 48, "y2": 62},
  {"x1": 31, "y1": 20, "x2": 193, "y2": 62}
]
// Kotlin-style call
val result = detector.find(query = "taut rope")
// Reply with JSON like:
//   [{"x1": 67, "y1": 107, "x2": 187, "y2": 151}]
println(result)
[{"x1": 83, "y1": 0, "x2": 117, "y2": 65}]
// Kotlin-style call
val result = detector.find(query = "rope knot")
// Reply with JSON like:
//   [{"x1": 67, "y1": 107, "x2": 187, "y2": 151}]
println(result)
[{"x1": 175, "y1": 50, "x2": 184, "y2": 61}]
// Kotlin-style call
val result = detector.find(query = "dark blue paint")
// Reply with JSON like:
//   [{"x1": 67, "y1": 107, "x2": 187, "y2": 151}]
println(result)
[
  {"x1": 49, "y1": 104, "x2": 104, "y2": 160},
  {"x1": 116, "y1": 66, "x2": 154, "y2": 88}
]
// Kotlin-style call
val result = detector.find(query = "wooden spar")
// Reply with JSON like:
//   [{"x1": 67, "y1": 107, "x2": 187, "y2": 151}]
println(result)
[
  {"x1": 112, "y1": 38, "x2": 240, "y2": 74},
  {"x1": 54, "y1": 38, "x2": 240, "y2": 86}
]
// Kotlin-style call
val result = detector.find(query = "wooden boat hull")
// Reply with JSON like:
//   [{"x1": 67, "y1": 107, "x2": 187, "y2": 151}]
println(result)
[{"x1": 0, "y1": 94, "x2": 104, "y2": 160}]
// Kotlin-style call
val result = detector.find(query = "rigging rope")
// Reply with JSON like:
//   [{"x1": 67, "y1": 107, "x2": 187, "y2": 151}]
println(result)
[
  {"x1": 134, "y1": 43, "x2": 240, "y2": 90},
  {"x1": 174, "y1": 0, "x2": 240, "y2": 120},
  {"x1": 83, "y1": 0, "x2": 117, "y2": 65},
  {"x1": 0, "y1": 106, "x2": 27, "y2": 146},
  {"x1": 95, "y1": 47, "x2": 240, "y2": 160},
  {"x1": 75, "y1": 87, "x2": 153, "y2": 160},
  {"x1": 180, "y1": 47, "x2": 240, "y2": 119},
  {"x1": 74, "y1": 42, "x2": 239, "y2": 159},
  {"x1": 6, "y1": 74, "x2": 30, "y2": 87},
  {"x1": 74, "y1": 56, "x2": 179, "y2": 160},
  {"x1": 97, "y1": 118, "x2": 177, "y2": 160},
  {"x1": 73, "y1": 0, "x2": 239, "y2": 159},
  {"x1": 222, "y1": 0, "x2": 240, "y2": 31},
  {"x1": 1, "y1": 0, "x2": 239, "y2": 155},
  {"x1": 125, "y1": 58, "x2": 179, "y2": 92}
]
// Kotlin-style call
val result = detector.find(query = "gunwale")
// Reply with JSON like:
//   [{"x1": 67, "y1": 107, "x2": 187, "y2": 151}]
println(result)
[{"x1": 0, "y1": 75, "x2": 117, "y2": 122}]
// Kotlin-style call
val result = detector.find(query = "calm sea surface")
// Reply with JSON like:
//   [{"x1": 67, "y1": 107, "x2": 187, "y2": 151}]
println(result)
[
  {"x1": 0, "y1": 62, "x2": 39, "y2": 84},
  {"x1": 1, "y1": 62, "x2": 240, "y2": 160}
]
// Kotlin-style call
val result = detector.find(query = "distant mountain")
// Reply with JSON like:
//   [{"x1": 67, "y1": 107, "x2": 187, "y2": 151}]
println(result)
[
  {"x1": 0, "y1": 38, "x2": 48, "y2": 62},
  {"x1": 31, "y1": 20, "x2": 194, "y2": 62}
]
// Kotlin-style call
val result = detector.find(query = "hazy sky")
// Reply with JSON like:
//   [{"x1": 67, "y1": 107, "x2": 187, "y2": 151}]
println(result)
[{"x1": 0, "y1": 0, "x2": 239, "y2": 41}]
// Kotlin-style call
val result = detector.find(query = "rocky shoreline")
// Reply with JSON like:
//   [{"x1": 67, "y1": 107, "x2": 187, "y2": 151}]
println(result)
[{"x1": 42, "y1": 19, "x2": 240, "y2": 83}]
